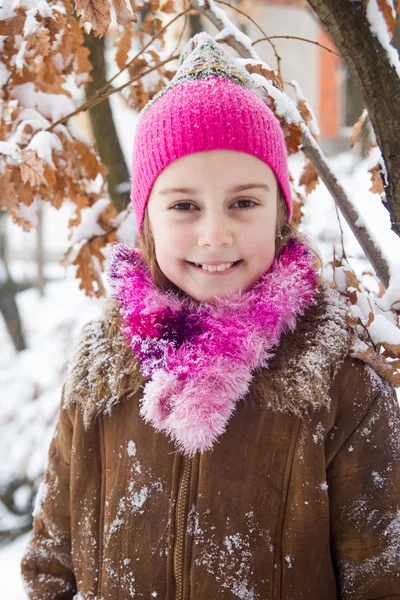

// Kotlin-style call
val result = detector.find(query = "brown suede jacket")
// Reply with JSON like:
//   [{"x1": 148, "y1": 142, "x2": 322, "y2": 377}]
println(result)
[{"x1": 20, "y1": 283, "x2": 400, "y2": 600}]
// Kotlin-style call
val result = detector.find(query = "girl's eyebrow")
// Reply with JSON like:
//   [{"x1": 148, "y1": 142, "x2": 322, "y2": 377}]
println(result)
[{"x1": 158, "y1": 183, "x2": 270, "y2": 195}]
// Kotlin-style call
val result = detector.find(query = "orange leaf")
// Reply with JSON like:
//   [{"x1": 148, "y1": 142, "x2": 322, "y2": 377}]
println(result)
[
  {"x1": 369, "y1": 162, "x2": 384, "y2": 194},
  {"x1": 350, "y1": 109, "x2": 368, "y2": 148},
  {"x1": 282, "y1": 122, "x2": 302, "y2": 156},
  {"x1": 244, "y1": 62, "x2": 283, "y2": 91},
  {"x1": 350, "y1": 332, "x2": 400, "y2": 386},
  {"x1": 299, "y1": 161, "x2": 319, "y2": 195},
  {"x1": 75, "y1": 0, "x2": 111, "y2": 37},
  {"x1": 160, "y1": 0, "x2": 176, "y2": 14},
  {"x1": 116, "y1": 29, "x2": 133, "y2": 70},
  {"x1": 381, "y1": 341, "x2": 400, "y2": 358},
  {"x1": 377, "y1": 0, "x2": 397, "y2": 39},
  {"x1": 112, "y1": 0, "x2": 138, "y2": 27},
  {"x1": 19, "y1": 149, "x2": 47, "y2": 188},
  {"x1": 342, "y1": 267, "x2": 362, "y2": 292}
]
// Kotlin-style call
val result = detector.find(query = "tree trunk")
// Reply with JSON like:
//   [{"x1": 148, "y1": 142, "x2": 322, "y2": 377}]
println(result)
[
  {"x1": 36, "y1": 201, "x2": 44, "y2": 297},
  {"x1": 306, "y1": 0, "x2": 400, "y2": 237},
  {"x1": 83, "y1": 33, "x2": 131, "y2": 214},
  {"x1": 0, "y1": 212, "x2": 26, "y2": 352}
]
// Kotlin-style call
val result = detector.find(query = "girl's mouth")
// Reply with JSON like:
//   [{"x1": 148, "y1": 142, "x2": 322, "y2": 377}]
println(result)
[{"x1": 186, "y1": 260, "x2": 243, "y2": 274}]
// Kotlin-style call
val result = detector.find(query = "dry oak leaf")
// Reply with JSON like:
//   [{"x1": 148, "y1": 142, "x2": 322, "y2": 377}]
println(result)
[
  {"x1": 116, "y1": 28, "x2": 134, "y2": 71},
  {"x1": 1, "y1": 168, "x2": 37, "y2": 231},
  {"x1": 112, "y1": 0, "x2": 138, "y2": 27},
  {"x1": 380, "y1": 341, "x2": 400, "y2": 358},
  {"x1": 141, "y1": 16, "x2": 164, "y2": 36},
  {"x1": 160, "y1": 0, "x2": 177, "y2": 14},
  {"x1": 299, "y1": 160, "x2": 319, "y2": 195},
  {"x1": 19, "y1": 149, "x2": 47, "y2": 188},
  {"x1": 75, "y1": 0, "x2": 111, "y2": 37},
  {"x1": 377, "y1": 0, "x2": 397, "y2": 39},
  {"x1": 73, "y1": 232, "x2": 116, "y2": 297},
  {"x1": 244, "y1": 62, "x2": 283, "y2": 91},
  {"x1": 350, "y1": 109, "x2": 368, "y2": 148},
  {"x1": 350, "y1": 333, "x2": 400, "y2": 386},
  {"x1": 282, "y1": 122, "x2": 302, "y2": 155},
  {"x1": 369, "y1": 162, "x2": 384, "y2": 194}
]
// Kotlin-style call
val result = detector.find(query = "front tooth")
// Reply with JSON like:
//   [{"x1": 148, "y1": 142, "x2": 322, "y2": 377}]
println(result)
[{"x1": 201, "y1": 263, "x2": 233, "y2": 272}]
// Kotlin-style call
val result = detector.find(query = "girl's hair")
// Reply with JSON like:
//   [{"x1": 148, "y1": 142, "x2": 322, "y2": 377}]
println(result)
[{"x1": 135, "y1": 188, "x2": 321, "y2": 298}]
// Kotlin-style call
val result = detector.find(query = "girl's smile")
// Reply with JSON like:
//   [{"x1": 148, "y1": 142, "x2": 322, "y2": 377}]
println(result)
[{"x1": 185, "y1": 259, "x2": 243, "y2": 274}]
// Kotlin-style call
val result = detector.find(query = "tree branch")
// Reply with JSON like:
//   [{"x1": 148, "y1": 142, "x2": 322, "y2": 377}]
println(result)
[
  {"x1": 253, "y1": 35, "x2": 341, "y2": 59},
  {"x1": 189, "y1": 0, "x2": 392, "y2": 289},
  {"x1": 305, "y1": 0, "x2": 400, "y2": 238}
]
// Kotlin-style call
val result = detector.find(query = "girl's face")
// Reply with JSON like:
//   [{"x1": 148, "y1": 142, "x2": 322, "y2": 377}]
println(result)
[{"x1": 147, "y1": 150, "x2": 278, "y2": 303}]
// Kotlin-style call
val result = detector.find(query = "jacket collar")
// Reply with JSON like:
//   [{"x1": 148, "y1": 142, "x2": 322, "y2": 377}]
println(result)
[{"x1": 63, "y1": 277, "x2": 351, "y2": 436}]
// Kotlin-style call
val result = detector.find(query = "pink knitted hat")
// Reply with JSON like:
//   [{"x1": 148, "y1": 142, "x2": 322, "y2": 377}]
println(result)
[{"x1": 131, "y1": 32, "x2": 292, "y2": 232}]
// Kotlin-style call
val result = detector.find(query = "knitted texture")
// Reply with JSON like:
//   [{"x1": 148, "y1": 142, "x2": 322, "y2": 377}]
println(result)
[
  {"x1": 131, "y1": 32, "x2": 292, "y2": 232},
  {"x1": 107, "y1": 238, "x2": 317, "y2": 455}
]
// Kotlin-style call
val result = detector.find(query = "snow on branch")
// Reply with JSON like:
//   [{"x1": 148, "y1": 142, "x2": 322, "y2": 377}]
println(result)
[{"x1": 190, "y1": 0, "x2": 400, "y2": 384}]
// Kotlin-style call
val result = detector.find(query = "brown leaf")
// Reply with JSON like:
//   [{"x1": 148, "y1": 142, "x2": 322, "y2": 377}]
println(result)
[
  {"x1": 0, "y1": 9, "x2": 25, "y2": 36},
  {"x1": 377, "y1": 0, "x2": 397, "y2": 39},
  {"x1": 112, "y1": 0, "x2": 138, "y2": 27},
  {"x1": 369, "y1": 162, "x2": 384, "y2": 194},
  {"x1": 289, "y1": 80, "x2": 318, "y2": 137},
  {"x1": 282, "y1": 122, "x2": 302, "y2": 155},
  {"x1": 244, "y1": 62, "x2": 283, "y2": 91},
  {"x1": 299, "y1": 161, "x2": 319, "y2": 195},
  {"x1": 75, "y1": 46, "x2": 93, "y2": 85},
  {"x1": 116, "y1": 29, "x2": 133, "y2": 70},
  {"x1": 342, "y1": 267, "x2": 362, "y2": 292},
  {"x1": 350, "y1": 332, "x2": 400, "y2": 386},
  {"x1": 381, "y1": 341, "x2": 400, "y2": 358},
  {"x1": 70, "y1": 231, "x2": 116, "y2": 297},
  {"x1": 290, "y1": 187, "x2": 305, "y2": 227},
  {"x1": 19, "y1": 149, "x2": 47, "y2": 188},
  {"x1": 160, "y1": 0, "x2": 176, "y2": 14},
  {"x1": 98, "y1": 202, "x2": 118, "y2": 232},
  {"x1": 75, "y1": 0, "x2": 111, "y2": 37},
  {"x1": 350, "y1": 109, "x2": 368, "y2": 148}
]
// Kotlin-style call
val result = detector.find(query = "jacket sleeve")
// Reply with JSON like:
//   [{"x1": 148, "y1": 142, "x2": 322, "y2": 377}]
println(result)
[
  {"x1": 327, "y1": 365, "x2": 400, "y2": 599},
  {"x1": 20, "y1": 385, "x2": 77, "y2": 599}
]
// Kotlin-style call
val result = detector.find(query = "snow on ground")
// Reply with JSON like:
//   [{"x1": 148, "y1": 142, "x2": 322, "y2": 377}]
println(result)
[
  {"x1": 1, "y1": 148, "x2": 400, "y2": 597},
  {"x1": 0, "y1": 533, "x2": 30, "y2": 600}
]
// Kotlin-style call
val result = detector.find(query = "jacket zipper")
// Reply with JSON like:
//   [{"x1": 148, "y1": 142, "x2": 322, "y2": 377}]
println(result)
[
  {"x1": 174, "y1": 454, "x2": 192, "y2": 600},
  {"x1": 97, "y1": 416, "x2": 106, "y2": 599}
]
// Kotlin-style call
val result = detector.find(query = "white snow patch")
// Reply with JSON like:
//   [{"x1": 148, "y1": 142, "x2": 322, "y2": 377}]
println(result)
[
  {"x1": 127, "y1": 440, "x2": 137, "y2": 457},
  {"x1": 366, "y1": 0, "x2": 400, "y2": 79}
]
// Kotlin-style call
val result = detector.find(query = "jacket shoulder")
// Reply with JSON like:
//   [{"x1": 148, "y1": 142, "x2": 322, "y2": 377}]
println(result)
[
  {"x1": 251, "y1": 280, "x2": 353, "y2": 415},
  {"x1": 63, "y1": 298, "x2": 145, "y2": 428}
]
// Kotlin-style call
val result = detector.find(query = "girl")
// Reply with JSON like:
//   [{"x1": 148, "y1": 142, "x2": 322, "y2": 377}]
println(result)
[{"x1": 21, "y1": 32, "x2": 400, "y2": 600}]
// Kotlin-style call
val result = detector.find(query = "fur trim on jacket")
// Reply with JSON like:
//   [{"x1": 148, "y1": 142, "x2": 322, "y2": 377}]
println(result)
[{"x1": 63, "y1": 280, "x2": 352, "y2": 429}]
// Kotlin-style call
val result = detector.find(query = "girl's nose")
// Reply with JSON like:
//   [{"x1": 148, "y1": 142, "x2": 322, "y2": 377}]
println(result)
[{"x1": 197, "y1": 214, "x2": 233, "y2": 248}]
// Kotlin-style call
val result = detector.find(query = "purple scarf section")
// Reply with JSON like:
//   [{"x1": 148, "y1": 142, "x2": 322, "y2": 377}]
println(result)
[{"x1": 107, "y1": 239, "x2": 318, "y2": 456}]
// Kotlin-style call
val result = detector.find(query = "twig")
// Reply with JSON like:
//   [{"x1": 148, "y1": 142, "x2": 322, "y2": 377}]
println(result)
[
  {"x1": 47, "y1": 53, "x2": 180, "y2": 132},
  {"x1": 253, "y1": 35, "x2": 341, "y2": 59},
  {"x1": 214, "y1": 0, "x2": 282, "y2": 79},
  {"x1": 301, "y1": 124, "x2": 390, "y2": 288},
  {"x1": 92, "y1": 8, "x2": 193, "y2": 101},
  {"x1": 189, "y1": 0, "x2": 391, "y2": 291},
  {"x1": 334, "y1": 202, "x2": 347, "y2": 261}
]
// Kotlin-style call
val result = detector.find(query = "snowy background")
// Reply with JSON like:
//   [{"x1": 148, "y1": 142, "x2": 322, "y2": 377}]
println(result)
[
  {"x1": 2, "y1": 25, "x2": 400, "y2": 598},
  {"x1": 2, "y1": 146, "x2": 400, "y2": 598}
]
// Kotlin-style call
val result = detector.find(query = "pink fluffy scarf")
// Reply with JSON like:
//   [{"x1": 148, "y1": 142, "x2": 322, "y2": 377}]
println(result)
[{"x1": 107, "y1": 238, "x2": 318, "y2": 456}]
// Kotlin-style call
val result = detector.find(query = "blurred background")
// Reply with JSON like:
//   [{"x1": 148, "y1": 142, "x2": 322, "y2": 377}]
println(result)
[{"x1": 1, "y1": 1, "x2": 400, "y2": 597}]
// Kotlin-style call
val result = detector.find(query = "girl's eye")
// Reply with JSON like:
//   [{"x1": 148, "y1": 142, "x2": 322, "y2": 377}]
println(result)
[
  {"x1": 232, "y1": 199, "x2": 258, "y2": 210},
  {"x1": 171, "y1": 202, "x2": 197, "y2": 211},
  {"x1": 170, "y1": 199, "x2": 258, "y2": 211}
]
